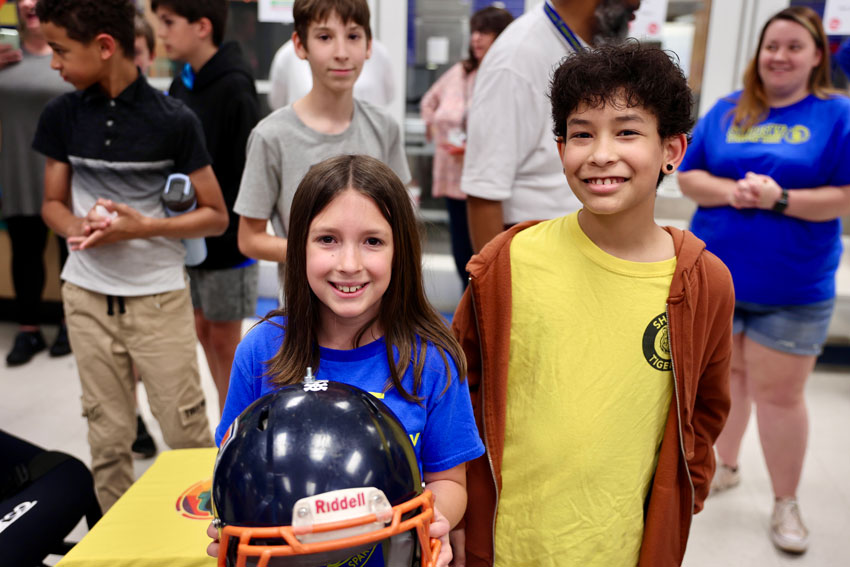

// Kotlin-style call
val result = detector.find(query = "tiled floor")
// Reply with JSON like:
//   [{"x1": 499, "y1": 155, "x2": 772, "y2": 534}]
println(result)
[{"x1": 1, "y1": 321, "x2": 849, "y2": 566}]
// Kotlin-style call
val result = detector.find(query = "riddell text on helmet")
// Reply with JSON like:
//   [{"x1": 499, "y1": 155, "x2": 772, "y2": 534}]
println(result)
[{"x1": 314, "y1": 492, "x2": 367, "y2": 514}]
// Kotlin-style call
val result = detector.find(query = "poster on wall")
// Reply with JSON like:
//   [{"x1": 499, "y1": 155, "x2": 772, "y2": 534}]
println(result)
[
  {"x1": 824, "y1": 0, "x2": 850, "y2": 35},
  {"x1": 628, "y1": 0, "x2": 668, "y2": 40},
  {"x1": 0, "y1": 0, "x2": 17, "y2": 27},
  {"x1": 258, "y1": 0, "x2": 295, "y2": 24}
]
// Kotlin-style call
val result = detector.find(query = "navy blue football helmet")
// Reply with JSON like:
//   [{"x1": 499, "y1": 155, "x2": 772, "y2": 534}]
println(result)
[{"x1": 212, "y1": 377, "x2": 439, "y2": 567}]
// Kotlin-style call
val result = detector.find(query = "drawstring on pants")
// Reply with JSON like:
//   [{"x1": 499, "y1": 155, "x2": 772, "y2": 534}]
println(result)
[{"x1": 106, "y1": 295, "x2": 126, "y2": 316}]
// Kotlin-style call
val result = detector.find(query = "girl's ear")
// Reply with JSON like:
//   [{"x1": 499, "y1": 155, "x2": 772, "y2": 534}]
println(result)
[{"x1": 661, "y1": 133, "x2": 688, "y2": 174}]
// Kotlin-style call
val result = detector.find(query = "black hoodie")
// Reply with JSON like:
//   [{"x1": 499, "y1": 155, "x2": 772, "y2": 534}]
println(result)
[{"x1": 169, "y1": 41, "x2": 260, "y2": 270}]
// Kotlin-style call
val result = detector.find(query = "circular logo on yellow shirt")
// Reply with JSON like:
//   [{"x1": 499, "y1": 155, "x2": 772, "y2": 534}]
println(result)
[{"x1": 642, "y1": 313, "x2": 671, "y2": 372}]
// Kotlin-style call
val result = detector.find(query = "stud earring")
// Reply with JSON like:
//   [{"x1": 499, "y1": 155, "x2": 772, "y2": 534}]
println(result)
[{"x1": 665, "y1": 164, "x2": 674, "y2": 172}]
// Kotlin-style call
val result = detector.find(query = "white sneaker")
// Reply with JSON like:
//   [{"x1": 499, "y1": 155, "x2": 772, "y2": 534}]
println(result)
[
  {"x1": 710, "y1": 463, "x2": 740, "y2": 494},
  {"x1": 771, "y1": 498, "x2": 809, "y2": 554}
]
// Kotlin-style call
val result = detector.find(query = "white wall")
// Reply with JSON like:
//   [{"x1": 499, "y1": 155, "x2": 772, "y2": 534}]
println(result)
[{"x1": 369, "y1": 0, "x2": 408, "y2": 137}]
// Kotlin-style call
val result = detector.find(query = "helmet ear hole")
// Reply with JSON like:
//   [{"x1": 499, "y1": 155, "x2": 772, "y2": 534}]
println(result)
[{"x1": 257, "y1": 407, "x2": 269, "y2": 431}]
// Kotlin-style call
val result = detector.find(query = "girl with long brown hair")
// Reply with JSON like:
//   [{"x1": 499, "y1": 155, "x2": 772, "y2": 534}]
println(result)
[
  {"x1": 215, "y1": 155, "x2": 483, "y2": 567},
  {"x1": 678, "y1": 6, "x2": 850, "y2": 554}
]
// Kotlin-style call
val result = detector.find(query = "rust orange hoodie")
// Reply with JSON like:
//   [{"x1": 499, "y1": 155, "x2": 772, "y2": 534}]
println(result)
[{"x1": 452, "y1": 221, "x2": 734, "y2": 566}]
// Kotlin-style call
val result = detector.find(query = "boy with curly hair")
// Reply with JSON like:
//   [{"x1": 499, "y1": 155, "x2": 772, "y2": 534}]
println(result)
[
  {"x1": 34, "y1": 0, "x2": 226, "y2": 511},
  {"x1": 453, "y1": 43, "x2": 735, "y2": 566}
]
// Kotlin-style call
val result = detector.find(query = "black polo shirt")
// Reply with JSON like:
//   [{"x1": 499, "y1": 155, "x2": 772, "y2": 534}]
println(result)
[
  {"x1": 33, "y1": 72, "x2": 209, "y2": 171},
  {"x1": 31, "y1": 73, "x2": 213, "y2": 296}
]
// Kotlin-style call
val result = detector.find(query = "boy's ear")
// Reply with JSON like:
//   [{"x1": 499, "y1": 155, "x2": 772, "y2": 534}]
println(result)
[
  {"x1": 556, "y1": 136, "x2": 566, "y2": 163},
  {"x1": 293, "y1": 31, "x2": 308, "y2": 60},
  {"x1": 365, "y1": 37, "x2": 372, "y2": 60},
  {"x1": 196, "y1": 17, "x2": 214, "y2": 42},
  {"x1": 94, "y1": 33, "x2": 118, "y2": 61},
  {"x1": 662, "y1": 133, "x2": 688, "y2": 173}
]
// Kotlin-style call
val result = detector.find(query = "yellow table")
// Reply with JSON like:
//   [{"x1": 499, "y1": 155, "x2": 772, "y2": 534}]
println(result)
[{"x1": 58, "y1": 448, "x2": 218, "y2": 567}]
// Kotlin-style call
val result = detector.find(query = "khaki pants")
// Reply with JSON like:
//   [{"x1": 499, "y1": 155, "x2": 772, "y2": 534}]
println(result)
[{"x1": 62, "y1": 281, "x2": 214, "y2": 512}]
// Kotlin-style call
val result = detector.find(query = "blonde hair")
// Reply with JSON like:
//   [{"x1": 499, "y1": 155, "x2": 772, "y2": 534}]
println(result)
[{"x1": 733, "y1": 6, "x2": 837, "y2": 131}]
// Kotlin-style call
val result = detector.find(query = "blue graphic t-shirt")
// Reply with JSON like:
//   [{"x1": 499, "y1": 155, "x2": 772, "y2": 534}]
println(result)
[
  {"x1": 217, "y1": 317, "x2": 484, "y2": 468},
  {"x1": 215, "y1": 317, "x2": 484, "y2": 567},
  {"x1": 680, "y1": 92, "x2": 850, "y2": 304},
  {"x1": 217, "y1": 318, "x2": 484, "y2": 567}
]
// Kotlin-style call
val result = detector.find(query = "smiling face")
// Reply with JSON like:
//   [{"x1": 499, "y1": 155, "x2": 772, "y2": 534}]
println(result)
[
  {"x1": 757, "y1": 18, "x2": 821, "y2": 105},
  {"x1": 42, "y1": 22, "x2": 103, "y2": 90},
  {"x1": 306, "y1": 189, "x2": 393, "y2": 340},
  {"x1": 558, "y1": 95, "x2": 684, "y2": 219},
  {"x1": 293, "y1": 11, "x2": 371, "y2": 95},
  {"x1": 17, "y1": 0, "x2": 40, "y2": 33}
]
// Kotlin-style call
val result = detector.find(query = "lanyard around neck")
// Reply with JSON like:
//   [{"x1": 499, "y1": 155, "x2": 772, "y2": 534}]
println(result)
[{"x1": 543, "y1": 1, "x2": 585, "y2": 52}]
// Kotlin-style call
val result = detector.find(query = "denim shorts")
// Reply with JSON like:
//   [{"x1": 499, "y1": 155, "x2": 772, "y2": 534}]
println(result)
[{"x1": 733, "y1": 298, "x2": 835, "y2": 356}]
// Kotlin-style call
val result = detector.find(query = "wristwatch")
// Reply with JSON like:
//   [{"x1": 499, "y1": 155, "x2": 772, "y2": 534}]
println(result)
[{"x1": 772, "y1": 188, "x2": 789, "y2": 214}]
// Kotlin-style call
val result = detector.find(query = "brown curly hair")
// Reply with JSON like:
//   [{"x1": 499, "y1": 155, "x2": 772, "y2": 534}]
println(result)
[{"x1": 550, "y1": 41, "x2": 694, "y2": 142}]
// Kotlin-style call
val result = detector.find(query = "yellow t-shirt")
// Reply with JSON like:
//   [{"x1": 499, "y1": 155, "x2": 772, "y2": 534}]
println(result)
[{"x1": 494, "y1": 213, "x2": 675, "y2": 567}]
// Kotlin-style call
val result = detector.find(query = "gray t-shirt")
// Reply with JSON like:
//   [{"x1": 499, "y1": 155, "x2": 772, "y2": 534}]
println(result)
[
  {"x1": 0, "y1": 51, "x2": 71, "y2": 217},
  {"x1": 234, "y1": 98, "x2": 411, "y2": 237}
]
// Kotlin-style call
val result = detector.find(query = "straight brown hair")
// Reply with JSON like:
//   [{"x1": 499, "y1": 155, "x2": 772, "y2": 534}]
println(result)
[
  {"x1": 462, "y1": 6, "x2": 513, "y2": 74},
  {"x1": 264, "y1": 155, "x2": 466, "y2": 403},
  {"x1": 293, "y1": 0, "x2": 372, "y2": 48},
  {"x1": 733, "y1": 6, "x2": 836, "y2": 131}
]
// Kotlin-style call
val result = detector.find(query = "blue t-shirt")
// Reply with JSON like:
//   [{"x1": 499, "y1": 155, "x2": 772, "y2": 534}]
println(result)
[
  {"x1": 217, "y1": 317, "x2": 484, "y2": 471},
  {"x1": 217, "y1": 319, "x2": 484, "y2": 567},
  {"x1": 680, "y1": 92, "x2": 850, "y2": 305}
]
